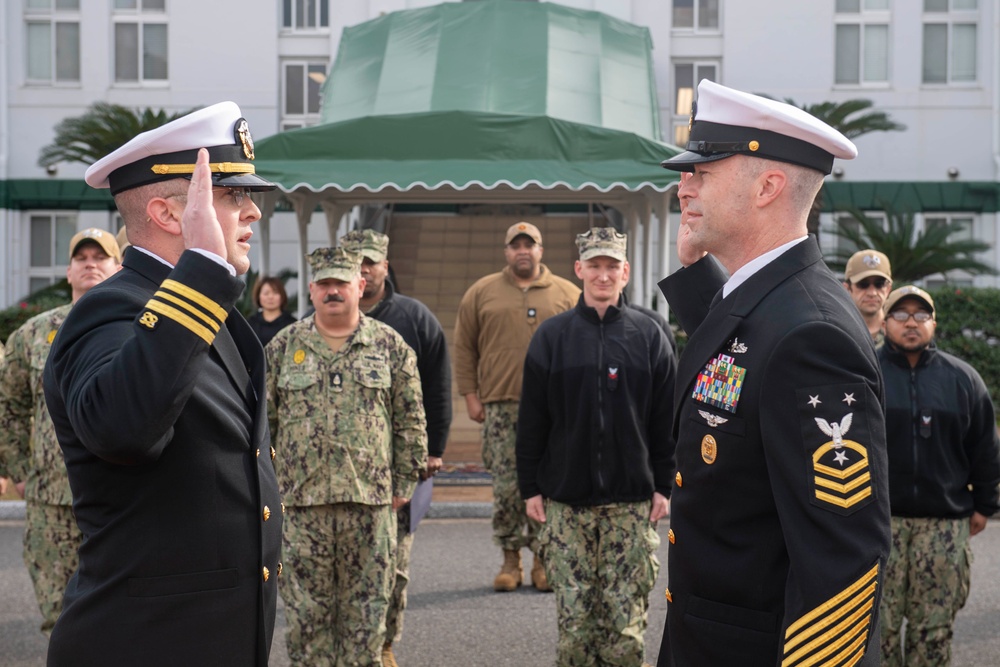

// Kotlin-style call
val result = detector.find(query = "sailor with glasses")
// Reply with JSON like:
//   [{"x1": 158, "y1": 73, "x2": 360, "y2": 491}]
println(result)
[
  {"x1": 878, "y1": 285, "x2": 1000, "y2": 665},
  {"x1": 843, "y1": 249, "x2": 893, "y2": 348}
]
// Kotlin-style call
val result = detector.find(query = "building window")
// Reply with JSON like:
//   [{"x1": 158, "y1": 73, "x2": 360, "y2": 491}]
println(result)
[
  {"x1": 834, "y1": 0, "x2": 889, "y2": 85},
  {"x1": 671, "y1": 62, "x2": 717, "y2": 146},
  {"x1": 281, "y1": 61, "x2": 327, "y2": 131},
  {"x1": 28, "y1": 213, "x2": 76, "y2": 294},
  {"x1": 924, "y1": 214, "x2": 974, "y2": 242},
  {"x1": 114, "y1": 0, "x2": 168, "y2": 84},
  {"x1": 25, "y1": 0, "x2": 80, "y2": 84},
  {"x1": 282, "y1": 0, "x2": 329, "y2": 30},
  {"x1": 922, "y1": 0, "x2": 977, "y2": 84},
  {"x1": 672, "y1": 0, "x2": 720, "y2": 31}
]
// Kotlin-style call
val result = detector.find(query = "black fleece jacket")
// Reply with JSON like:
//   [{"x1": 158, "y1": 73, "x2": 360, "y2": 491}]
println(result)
[
  {"x1": 879, "y1": 341, "x2": 1000, "y2": 518},
  {"x1": 516, "y1": 296, "x2": 676, "y2": 506}
]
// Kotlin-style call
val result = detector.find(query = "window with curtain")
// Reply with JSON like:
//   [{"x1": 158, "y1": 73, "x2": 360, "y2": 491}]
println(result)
[
  {"x1": 922, "y1": 0, "x2": 977, "y2": 84},
  {"x1": 113, "y1": 0, "x2": 168, "y2": 84},
  {"x1": 672, "y1": 62, "x2": 718, "y2": 146},
  {"x1": 28, "y1": 213, "x2": 77, "y2": 294},
  {"x1": 281, "y1": 61, "x2": 327, "y2": 131},
  {"x1": 834, "y1": 0, "x2": 890, "y2": 86},
  {"x1": 672, "y1": 0, "x2": 720, "y2": 31},
  {"x1": 25, "y1": 0, "x2": 80, "y2": 84},
  {"x1": 282, "y1": 0, "x2": 330, "y2": 30}
]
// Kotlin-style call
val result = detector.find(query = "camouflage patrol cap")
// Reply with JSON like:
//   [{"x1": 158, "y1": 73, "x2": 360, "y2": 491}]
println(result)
[
  {"x1": 308, "y1": 246, "x2": 362, "y2": 282},
  {"x1": 339, "y1": 229, "x2": 389, "y2": 262},
  {"x1": 576, "y1": 227, "x2": 627, "y2": 262}
]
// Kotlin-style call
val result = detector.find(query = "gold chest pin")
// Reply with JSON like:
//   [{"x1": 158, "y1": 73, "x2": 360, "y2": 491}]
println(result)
[{"x1": 701, "y1": 434, "x2": 717, "y2": 465}]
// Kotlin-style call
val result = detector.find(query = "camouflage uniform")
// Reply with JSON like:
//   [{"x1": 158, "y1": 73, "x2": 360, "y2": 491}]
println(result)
[
  {"x1": 0, "y1": 304, "x2": 82, "y2": 635},
  {"x1": 880, "y1": 515, "x2": 972, "y2": 667},
  {"x1": 540, "y1": 501, "x2": 660, "y2": 667},
  {"x1": 484, "y1": 400, "x2": 541, "y2": 551},
  {"x1": 266, "y1": 313, "x2": 427, "y2": 666}
]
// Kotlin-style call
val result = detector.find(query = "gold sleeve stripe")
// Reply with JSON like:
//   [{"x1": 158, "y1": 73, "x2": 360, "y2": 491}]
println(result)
[
  {"x1": 815, "y1": 487, "x2": 872, "y2": 509},
  {"x1": 153, "y1": 290, "x2": 221, "y2": 333},
  {"x1": 161, "y1": 279, "x2": 228, "y2": 321},
  {"x1": 814, "y1": 472, "x2": 871, "y2": 494},
  {"x1": 787, "y1": 620, "x2": 869, "y2": 667},
  {"x1": 145, "y1": 300, "x2": 216, "y2": 345},
  {"x1": 785, "y1": 565, "x2": 878, "y2": 638},
  {"x1": 782, "y1": 597, "x2": 874, "y2": 665}
]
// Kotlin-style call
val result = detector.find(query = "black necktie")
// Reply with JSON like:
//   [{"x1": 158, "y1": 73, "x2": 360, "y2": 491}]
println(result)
[{"x1": 710, "y1": 288, "x2": 724, "y2": 309}]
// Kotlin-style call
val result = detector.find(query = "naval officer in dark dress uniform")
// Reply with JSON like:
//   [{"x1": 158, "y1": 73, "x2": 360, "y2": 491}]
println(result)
[
  {"x1": 655, "y1": 80, "x2": 890, "y2": 667},
  {"x1": 42, "y1": 103, "x2": 283, "y2": 666}
]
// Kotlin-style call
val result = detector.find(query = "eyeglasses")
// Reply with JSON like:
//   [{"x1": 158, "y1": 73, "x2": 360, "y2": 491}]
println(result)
[
  {"x1": 164, "y1": 187, "x2": 250, "y2": 207},
  {"x1": 854, "y1": 278, "x2": 888, "y2": 290},
  {"x1": 888, "y1": 310, "x2": 933, "y2": 323}
]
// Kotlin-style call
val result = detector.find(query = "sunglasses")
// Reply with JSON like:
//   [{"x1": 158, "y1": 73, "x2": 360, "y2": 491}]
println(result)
[
  {"x1": 854, "y1": 278, "x2": 888, "y2": 290},
  {"x1": 166, "y1": 187, "x2": 250, "y2": 207},
  {"x1": 888, "y1": 310, "x2": 932, "y2": 323}
]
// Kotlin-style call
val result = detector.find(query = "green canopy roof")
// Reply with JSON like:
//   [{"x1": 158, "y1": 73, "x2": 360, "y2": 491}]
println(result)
[
  {"x1": 821, "y1": 181, "x2": 1000, "y2": 213},
  {"x1": 254, "y1": 110, "x2": 680, "y2": 195},
  {"x1": 324, "y1": 0, "x2": 660, "y2": 139}
]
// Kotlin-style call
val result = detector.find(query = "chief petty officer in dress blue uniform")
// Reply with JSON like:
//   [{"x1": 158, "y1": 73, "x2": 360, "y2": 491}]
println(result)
[
  {"x1": 654, "y1": 80, "x2": 890, "y2": 667},
  {"x1": 43, "y1": 103, "x2": 283, "y2": 667}
]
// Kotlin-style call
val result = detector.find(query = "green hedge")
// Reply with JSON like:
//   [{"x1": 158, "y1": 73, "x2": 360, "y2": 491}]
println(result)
[
  {"x1": 669, "y1": 286, "x2": 1000, "y2": 405},
  {"x1": 0, "y1": 281, "x2": 72, "y2": 346},
  {"x1": 929, "y1": 287, "x2": 1000, "y2": 404}
]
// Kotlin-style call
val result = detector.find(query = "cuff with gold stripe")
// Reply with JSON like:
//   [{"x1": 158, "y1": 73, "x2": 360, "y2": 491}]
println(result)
[
  {"x1": 782, "y1": 563, "x2": 879, "y2": 667},
  {"x1": 142, "y1": 278, "x2": 227, "y2": 345}
]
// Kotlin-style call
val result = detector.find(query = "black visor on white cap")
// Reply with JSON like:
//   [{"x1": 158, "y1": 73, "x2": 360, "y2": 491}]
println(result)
[{"x1": 662, "y1": 80, "x2": 857, "y2": 175}]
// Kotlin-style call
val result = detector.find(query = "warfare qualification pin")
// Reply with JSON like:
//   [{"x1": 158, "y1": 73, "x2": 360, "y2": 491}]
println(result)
[{"x1": 235, "y1": 118, "x2": 255, "y2": 160}]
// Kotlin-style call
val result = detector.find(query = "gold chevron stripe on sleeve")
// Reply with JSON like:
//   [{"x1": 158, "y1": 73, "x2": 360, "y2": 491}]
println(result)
[
  {"x1": 814, "y1": 472, "x2": 872, "y2": 494},
  {"x1": 145, "y1": 300, "x2": 216, "y2": 345},
  {"x1": 815, "y1": 487, "x2": 872, "y2": 509},
  {"x1": 153, "y1": 290, "x2": 222, "y2": 332},
  {"x1": 782, "y1": 598, "x2": 873, "y2": 666},
  {"x1": 161, "y1": 279, "x2": 228, "y2": 321},
  {"x1": 781, "y1": 564, "x2": 878, "y2": 666}
]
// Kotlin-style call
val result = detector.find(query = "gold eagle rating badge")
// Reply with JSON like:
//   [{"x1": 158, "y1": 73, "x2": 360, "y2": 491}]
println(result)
[{"x1": 799, "y1": 385, "x2": 875, "y2": 515}]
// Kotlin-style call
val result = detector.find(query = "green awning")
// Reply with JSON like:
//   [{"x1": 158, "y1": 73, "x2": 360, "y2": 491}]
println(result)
[
  {"x1": 325, "y1": 0, "x2": 660, "y2": 139},
  {"x1": 254, "y1": 110, "x2": 680, "y2": 195},
  {"x1": 821, "y1": 181, "x2": 1000, "y2": 213},
  {"x1": 0, "y1": 179, "x2": 116, "y2": 210}
]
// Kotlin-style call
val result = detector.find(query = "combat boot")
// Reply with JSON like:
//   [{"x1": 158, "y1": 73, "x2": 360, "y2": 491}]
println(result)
[
  {"x1": 382, "y1": 644, "x2": 399, "y2": 667},
  {"x1": 530, "y1": 554, "x2": 553, "y2": 592},
  {"x1": 493, "y1": 549, "x2": 523, "y2": 591}
]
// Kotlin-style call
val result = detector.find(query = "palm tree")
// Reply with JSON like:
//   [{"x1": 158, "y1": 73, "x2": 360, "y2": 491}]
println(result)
[
  {"x1": 825, "y1": 204, "x2": 997, "y2": 284},
  {"x1": 761, "y1": 96, "x2": 907, "y2": 239},
  {"x1": 783, "y1": 98, "x2": 906, "y2": 140},
  {"x1": 38, "y1": 102, "x2": 195, "y2": 168}
]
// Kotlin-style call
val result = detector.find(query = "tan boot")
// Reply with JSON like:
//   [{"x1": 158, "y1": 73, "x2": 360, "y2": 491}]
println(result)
[
  {"x1": 493, "y1": 549, "x2": 523, "y2": 591},
  {"x1": 382, "y1": 643, "x2": 399, "y2": 667},
  {"x1": 530, "y1": 554, "x2": 553, "y2": 592}
]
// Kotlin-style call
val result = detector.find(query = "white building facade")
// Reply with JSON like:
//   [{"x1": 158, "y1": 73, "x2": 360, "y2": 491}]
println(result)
[{"x1": 1, "y1": 0, "x2": 997, "y2": 309}]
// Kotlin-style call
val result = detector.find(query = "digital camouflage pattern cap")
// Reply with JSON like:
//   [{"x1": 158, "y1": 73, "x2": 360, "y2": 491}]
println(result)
[
  {"x1": 308, "y1": 246, "x2": 362, "y2": 283},
  {"x1": 576, "y1": 227, "x2": 627, "y2": 262},
  {"x1": 884, "y1": 285, "x2": 935, "y2": 316},
  {"x1": 844, "y1": 249, "x2": 892, "y2": 283},
  {"x1": 339, "y1": 229, "x2": 389, "y2": 262},
  {"x1": 69, "y1": 227, "x2": 122, "y2": 262}
]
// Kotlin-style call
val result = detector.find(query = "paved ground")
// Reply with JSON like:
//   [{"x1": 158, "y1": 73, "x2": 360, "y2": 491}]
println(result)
[{"x1": 2, "y1": 517, "x2": 999, "y2": 666}]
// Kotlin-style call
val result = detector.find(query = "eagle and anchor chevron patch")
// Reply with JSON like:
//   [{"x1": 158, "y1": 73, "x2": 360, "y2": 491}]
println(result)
[{"x1": 798, "y1": 384, "x2": 876, "y2": 515}]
